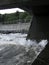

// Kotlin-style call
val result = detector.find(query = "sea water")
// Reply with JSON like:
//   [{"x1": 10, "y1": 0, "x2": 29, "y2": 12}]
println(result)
[{"x1": 0, "y1": 33, "x2": 48, "y2": 65}]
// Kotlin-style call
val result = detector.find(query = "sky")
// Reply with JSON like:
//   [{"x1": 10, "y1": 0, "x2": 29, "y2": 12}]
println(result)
[{"x1": 0, "y1": 8, "x2": 25, "y2": 14}]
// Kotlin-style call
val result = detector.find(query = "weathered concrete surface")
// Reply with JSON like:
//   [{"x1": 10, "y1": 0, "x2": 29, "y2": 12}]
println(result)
[
  {"x1": 0, "y1": 0, "x2": 49, "y2": 6},
  {"x1": 27, "y1": 15, "x2": 49, "y2": 65},
  {"x1": 27, "y1": 16, "x2": 49, "y2": 41},
  {"x1": 28, "y1": 16, "x2": 49, "y2": 65}
]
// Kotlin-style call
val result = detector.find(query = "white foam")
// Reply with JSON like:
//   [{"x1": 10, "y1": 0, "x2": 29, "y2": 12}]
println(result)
[{"x1": 0, "y1": 33, "x2": 48, "y2": 51}]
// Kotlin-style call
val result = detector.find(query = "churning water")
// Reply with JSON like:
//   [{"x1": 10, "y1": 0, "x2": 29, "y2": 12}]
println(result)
[{"x1": 0, "y1": 33, "x2": 48, "y2": 65}]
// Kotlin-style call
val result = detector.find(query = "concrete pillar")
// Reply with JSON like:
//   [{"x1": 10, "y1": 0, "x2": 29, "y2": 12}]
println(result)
[
  {"x1": 27, "y1": 12, "x2": 49, "y2": 65},
  {"x1": 27, "y1": 15, "x2": 49, "y2": 65},
  {"x1": 27, "y1": 15, "x2": 49, "y2": 41}
]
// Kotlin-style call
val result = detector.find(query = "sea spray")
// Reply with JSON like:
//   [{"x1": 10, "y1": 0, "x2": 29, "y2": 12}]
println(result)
[{"x1": 0, "y1": 33, "x2": 48, "y2": 65}]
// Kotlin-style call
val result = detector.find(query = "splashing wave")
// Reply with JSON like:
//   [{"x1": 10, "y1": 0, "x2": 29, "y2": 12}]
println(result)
[{"x1": 0, "y1": 33, "x2": 48, "y2": 65}]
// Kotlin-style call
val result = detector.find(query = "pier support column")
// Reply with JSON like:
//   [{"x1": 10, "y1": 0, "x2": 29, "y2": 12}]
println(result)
[
  {"x1": 27, "y1": 15, "x2": 49, "y2": 41},
  {"x1": 27, "y1": 15, "x2": 49, "y2": 65}
]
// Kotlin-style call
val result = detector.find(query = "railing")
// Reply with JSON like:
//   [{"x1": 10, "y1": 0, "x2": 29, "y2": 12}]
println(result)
[{"x1": 1, "y1": 19, "x2": 31, "y2": 24}]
